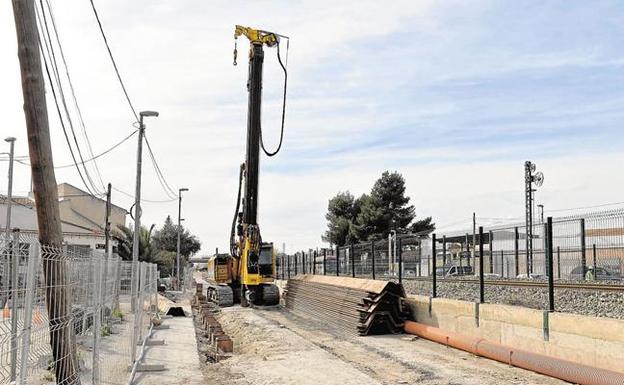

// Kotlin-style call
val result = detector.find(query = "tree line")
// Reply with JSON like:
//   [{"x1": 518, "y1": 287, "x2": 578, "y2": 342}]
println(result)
[
  {"x1": 113, "y1": 215, "x2": 201, "y2": 276},
  {"x1": 323, "y1": 171, "x2": 435, "y2": 247}
]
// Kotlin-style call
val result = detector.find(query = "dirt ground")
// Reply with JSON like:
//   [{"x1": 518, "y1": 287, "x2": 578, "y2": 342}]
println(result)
[{"x1": 196, "y1": 306, "x2": 567, "y2": 385}]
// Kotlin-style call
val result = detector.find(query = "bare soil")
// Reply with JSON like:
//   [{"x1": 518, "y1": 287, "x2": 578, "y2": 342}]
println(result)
[{"x1": 197, "y1": 306, "x2": 567, "y2": 385}]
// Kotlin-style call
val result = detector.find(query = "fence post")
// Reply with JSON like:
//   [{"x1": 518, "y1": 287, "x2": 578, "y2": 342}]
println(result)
[
  {"x1": 500, "y1": 250, "x2": 504, "y2": 277},
  {"x1": 371, "y1": 241, "x2": 376, "y2": 280},
  {"x1": 465, "y1": 233, "x2": 471, "y2": 267},
  {"x1": 19, "y1": 242, "x2": 39, "y2": 384},
  {"x1": 295, "y1": 253, "x2": 298, "y2": 276},
  {"x1": 431, "y1": 234, "x2": 437, "y2": 298},
  {"x1": 514, "y1": 227, "x2": 519, "y2": 278},
  {"x1": 336, "y1": 246, "x2": 340, "y2": 276},
  {"x1": 556, "y1": 246, "x2": 561, "y2": 279},
  {"x1": 592, "y1": 244, "x2": 597, "y2": 276},
  {"x1": 479, "y1": 227, "x2": 484, "y2": 303},
  {"x1": 546, "y1": 217, "x2": 555, "y2": 312},
  {"x1": 417, "y1": 240, "x2": 422, "y2": 277},
  {"x1": 92, "y1": 255, "x2": 103, "y2": 385},
  {"x1": 488, "y1": 230, "x2": 494, "y2": 274},
  {"x1": 10, "y1": 229, "x2": 20, "y2": 382},
  {"x1": 350, "y1": 244, "x2": 355, "y2": 278},
  {"x1": 398, "y1": 237, "x2": 403, "y2": 284},
  {"x1": 287, "y1": 254, "x2": 291, "y2": 279},
  {"x1": 580, "y1": 219, "x2": 586, "y2": 280},
  {"x1": 442, "y1": 235, "x2": 447, "y2": 267},
  {"x1": 302, "y1": 251, "x2": 306, "y2": 274},
  {"x1": 323, "y1": 249, "x2": 327, "y2": 275},
  {"x1": 312, "y1": 250, "x2": 316, "y2": 275}
]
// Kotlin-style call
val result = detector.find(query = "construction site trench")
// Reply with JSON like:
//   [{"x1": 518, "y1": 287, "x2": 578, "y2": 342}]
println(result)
[{"x1": 191, "y1": 276, "x2": 571, "y2": 385}]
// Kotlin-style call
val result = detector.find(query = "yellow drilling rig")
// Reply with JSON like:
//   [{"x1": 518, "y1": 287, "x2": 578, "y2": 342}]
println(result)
[{"x1": 204, "y1": 25, "x2": 288, "y2": 307}]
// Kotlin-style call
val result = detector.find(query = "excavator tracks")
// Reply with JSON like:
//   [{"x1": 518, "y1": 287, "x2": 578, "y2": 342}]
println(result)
[{"x1": 259, "y1": 283, "x2": 280, "y2": 306}]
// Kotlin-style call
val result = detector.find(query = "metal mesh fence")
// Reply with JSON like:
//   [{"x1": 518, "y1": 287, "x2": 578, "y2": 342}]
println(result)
[
  {"x1": 0, "y1": 231, "x2": 158, "y2": 385},
  {"x1": 282, "y1": 209, "x2": 624, "y2": 316}
]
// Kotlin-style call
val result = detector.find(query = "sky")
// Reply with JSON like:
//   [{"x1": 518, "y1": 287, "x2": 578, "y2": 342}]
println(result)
[{"x1": 1, "y1": 0, "x2": 624, "y2": 254}]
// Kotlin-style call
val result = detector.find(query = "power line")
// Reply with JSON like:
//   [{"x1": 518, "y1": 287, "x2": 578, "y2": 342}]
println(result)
[
  {"x1": 112, "y1": 186, "x2": 176, "y2": 203},
  {"x1": 43, "y1": 0, "x2": 105, "y2": 191},
  {"x1": 35, "y1": 5, "x2": 97, "y2": 196},
  {"x1": 143, "y1": 134, "x2": 178, "y2": 199},
  {"x1": 12, "y1": 130, "x2": 138, "y2": 169},
  {"x1": 88, "y1": 0, "x2": 139, "y2": 122}
]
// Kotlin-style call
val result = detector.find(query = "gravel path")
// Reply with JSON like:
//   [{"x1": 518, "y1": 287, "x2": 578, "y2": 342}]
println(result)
[{"x1": 402, "y1": 278, "x2": 624, "y2": 319}]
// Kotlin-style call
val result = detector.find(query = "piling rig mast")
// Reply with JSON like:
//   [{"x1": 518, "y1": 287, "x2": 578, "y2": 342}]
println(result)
[{"x1": 227, "y1": 25, "x2": 289, "y2": 307}]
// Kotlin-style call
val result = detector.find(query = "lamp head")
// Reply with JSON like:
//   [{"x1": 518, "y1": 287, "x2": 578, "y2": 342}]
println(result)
[
  {"x1": 4, "y1": 137, "x2": 16, "y2": 143},
  {"x1": 139, "y1": 110, "x2": 159, "y2": 118},
  {"x1": 179, "y1": 188, "x2": 189, "y2": 192}
]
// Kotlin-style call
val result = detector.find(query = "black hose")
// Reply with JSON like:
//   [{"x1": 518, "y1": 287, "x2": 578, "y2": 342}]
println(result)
[
  {"x1": 259, "y1": 39, "x2": 288, "y2": 157},
  {"x1": 230, "y1": 164, "x2": 244, "y2": 257}
]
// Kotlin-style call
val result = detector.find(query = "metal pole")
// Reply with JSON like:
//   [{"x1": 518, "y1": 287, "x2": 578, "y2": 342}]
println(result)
[
  {"x1": 417, "y1": 240, "x2": 422, "y2": 277},
  {"x1": 431, "y1": 234, "x2": 437, "y2": 298},
  {"x1": 351, "y1": 243, "x2": 355, "y2": 278},
  {"x1": 287, "y1": 254, "x2": 290, "y2": 279},
  {"x1": 472, "y1": 212, "x2": 476, "y2": 266},
  {"x1": 546, "y1": 217, "x2": 555, "y2": 312},
  {"x1": 19, "y1": 243, "x2": 39, "y2": 384},
  {"x1": 580, "y1": 219, "x2": 586, "y2": 281},
  {"x1": 556, "y1": 246, "x2": 561, "y2": 279},
  {"x1": 500, "y1": 250, "x2": 504, "y2": 277},
  {"x1": 177, "y1": 191, "x2": 182, "y2": 289},
  {"x1": 131, "y1": 118, "x2": 145, "y2": 311},
  {"x1": 442, "y1": 235, "x2": 447, "y2": 268},
  {"x1": 323, "y1": 249, "x2": 326, "y2": 275},
  {"x1": 514, "y1": 227, "x2": 519, "y2": 278},
  {"x1": 488, "y1": 231, "x2": 494, "y2": 274},
  {"x1": 371, "y1": 240, "x2": 376, "y2": 280},
  {"x1": 336, "y1": 246, "x2": 340, "y2": 276},
  {"x1": 4, "y1": 138, "x2": 15, "y2": 307},
  {"x1": 398, "y1": 237, "x2": 403, "y2": 284},
  {"x1": 4, "y1": 137, "x2": 16, "y2": 236},
  {"x1": 9, "y1": 229, "x2": 19, "y2": 381},
  {"x1": 479, "y1": 227, "x2": 484, "y2": 303},
  {"x1": 592, "y1": 244, "x2": 597, "y2": 275}
]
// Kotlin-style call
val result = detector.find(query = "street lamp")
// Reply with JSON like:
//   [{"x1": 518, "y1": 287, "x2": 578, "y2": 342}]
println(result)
[
  {"x1": 177, "y1": 187, "x2": 189, "y2": 291},
  {"x1": 4, "y1": 137, "x2": 16, "y2": 236},
  {"x1": 131, "y1": 111, "x2": 158, "y2": 315}
]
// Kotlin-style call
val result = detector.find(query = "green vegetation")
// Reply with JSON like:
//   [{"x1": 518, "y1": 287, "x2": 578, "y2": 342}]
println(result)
[
  {"x1": 323, "y1": 171, "x2": 435, "y2": 247},
  {"x1": 112, "y1": 215, "x2": 201, "y2": 276}
]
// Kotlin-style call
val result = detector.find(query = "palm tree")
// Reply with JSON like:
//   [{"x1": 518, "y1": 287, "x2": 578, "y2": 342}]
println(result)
[{"x1": 113, "y1": 224, "x2": 156, "y2": 262}]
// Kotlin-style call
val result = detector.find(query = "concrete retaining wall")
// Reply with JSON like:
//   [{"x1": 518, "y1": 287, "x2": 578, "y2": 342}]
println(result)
[{"x1": 406, "y1": 295, "x2": 624, "y2": 374}]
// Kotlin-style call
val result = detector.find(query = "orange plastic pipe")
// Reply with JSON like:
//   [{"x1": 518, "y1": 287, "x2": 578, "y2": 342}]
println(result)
[{"x1": 404, "y1": 321, "x2": 624, "y2": 385}]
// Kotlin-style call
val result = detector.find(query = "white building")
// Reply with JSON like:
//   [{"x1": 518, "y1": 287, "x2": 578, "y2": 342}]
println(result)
[{"x1": 1, "y1": 183, "x2": 127, "y2": 251}]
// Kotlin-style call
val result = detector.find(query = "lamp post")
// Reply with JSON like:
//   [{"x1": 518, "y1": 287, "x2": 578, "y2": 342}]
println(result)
[
  {"x1": 4, "y1": 137, "x2": 16, "y2": 237},
  {"x1": 177, "y1": 187, "x2": 188, "y2": 290},
  {"x1": 130, "y1": 110, "x2": 158, "y2": 312}
]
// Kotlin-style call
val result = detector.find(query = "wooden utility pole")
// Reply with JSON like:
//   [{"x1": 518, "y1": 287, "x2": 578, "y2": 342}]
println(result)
[{"x1": 11, "y1": 1, "x2": 80, "y2": 383}]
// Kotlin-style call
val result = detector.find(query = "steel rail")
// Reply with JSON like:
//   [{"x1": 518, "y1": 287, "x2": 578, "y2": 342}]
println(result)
[{"x1": 402, "y1": 277, "x2": 624, "y2": 291}]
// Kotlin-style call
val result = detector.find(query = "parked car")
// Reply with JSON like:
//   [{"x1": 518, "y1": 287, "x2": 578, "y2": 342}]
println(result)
[
  {"x1": 516, "y1": 273, "x2": 547, "y2": 280},
  {"x1": 436, "y1": 265, "x2": 474, "y2": 278},
  {"x1": 445, "y1": 265, "x2": 473, "y2": 277},
  {"x1": 569, "y1": 266, "x2": 622, "y2": 281}
]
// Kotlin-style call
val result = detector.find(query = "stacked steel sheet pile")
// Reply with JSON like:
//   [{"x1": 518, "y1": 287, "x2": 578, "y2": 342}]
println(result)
[{"x1": 285, "y1": 275, "x2": 409, "y2": 336}]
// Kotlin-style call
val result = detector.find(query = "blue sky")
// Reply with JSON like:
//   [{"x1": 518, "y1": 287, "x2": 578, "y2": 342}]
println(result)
[{"x1": 1, "y1": 0, "x2": 623, "y2": 251}]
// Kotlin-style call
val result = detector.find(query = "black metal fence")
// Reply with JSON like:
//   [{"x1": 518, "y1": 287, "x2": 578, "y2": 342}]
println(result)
[{"x1": 276, "y1": 209, "x2": 624, "y2": 315}]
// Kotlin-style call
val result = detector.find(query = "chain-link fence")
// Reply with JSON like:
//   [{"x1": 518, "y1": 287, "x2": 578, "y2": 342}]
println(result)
[{"x1": 0, "y1": 230, "x2": 159, "y2": 385}]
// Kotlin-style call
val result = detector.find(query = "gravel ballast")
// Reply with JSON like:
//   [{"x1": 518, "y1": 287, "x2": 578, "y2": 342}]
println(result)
[{"x1": 402, "y1": 278, "x2": 624, "y2": 319}]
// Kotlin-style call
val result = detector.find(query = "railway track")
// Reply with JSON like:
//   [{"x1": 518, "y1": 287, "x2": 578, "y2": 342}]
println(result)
[{"x1": 402, "y1": 277, "x2": 624, "y2": 291}]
